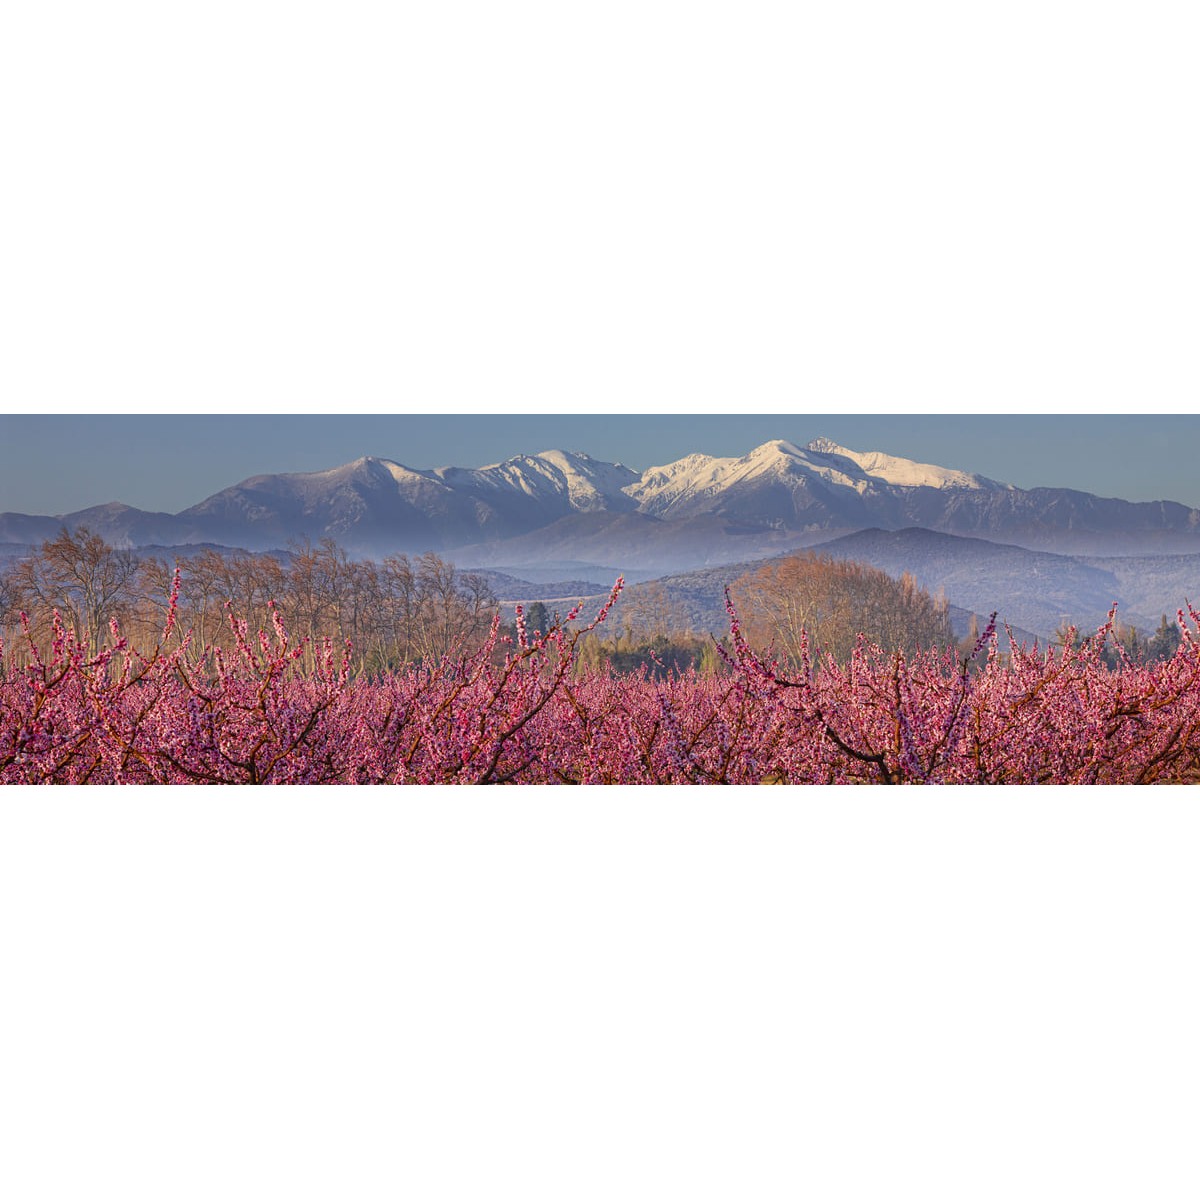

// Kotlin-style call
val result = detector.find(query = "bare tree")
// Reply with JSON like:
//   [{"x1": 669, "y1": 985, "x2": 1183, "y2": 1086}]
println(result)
[
  {"x1": 0, "y1": 560, "x2": 22, "y2": 671},
  {"x1": 0, "y1": 561, "x2": 19, "y2": 625},
  {"x1": 2, "y1": 533, "x2": 502, "y2": 678},
  {"x1": 378, "y1": 554, "x2": 421, "y2": 665},
  {"x1": 616, "y1": 582, "x2": 674, "y2": 647},
  {"x1": 14, "y1": 527, "x2": 141, "y2": 654},
  {"x1": 410, "y1": 554, "x2": 497, "y2": 662}
]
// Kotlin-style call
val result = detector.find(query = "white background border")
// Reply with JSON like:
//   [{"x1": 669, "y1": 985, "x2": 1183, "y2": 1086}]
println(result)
[{"x1": 3, "y1": 1, "x2": 1199, "y2": 1195}]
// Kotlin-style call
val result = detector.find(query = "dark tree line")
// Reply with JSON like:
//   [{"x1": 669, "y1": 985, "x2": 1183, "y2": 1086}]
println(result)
[{"x1": 1052, "y1": 612, "x2": 1183, "y2": 667}]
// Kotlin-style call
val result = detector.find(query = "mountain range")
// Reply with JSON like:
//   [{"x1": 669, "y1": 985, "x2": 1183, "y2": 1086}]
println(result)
[{"x1": 3, "y1": 437, "x2": 1199, "y2": 566}]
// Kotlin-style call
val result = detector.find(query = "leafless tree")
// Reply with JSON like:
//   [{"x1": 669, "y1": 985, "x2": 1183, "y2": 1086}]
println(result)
[{"x1": 13, "y1": 527, "x2": 141, "y2": 655}]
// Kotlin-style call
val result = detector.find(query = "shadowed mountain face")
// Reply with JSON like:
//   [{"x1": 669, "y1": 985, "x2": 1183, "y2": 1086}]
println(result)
[
  {"x1": 1, "y1": 438, "x2": 1199, "y2": 562},
  {"x1": 177, "y1": 458, "x2": 490, "y2": 553}
]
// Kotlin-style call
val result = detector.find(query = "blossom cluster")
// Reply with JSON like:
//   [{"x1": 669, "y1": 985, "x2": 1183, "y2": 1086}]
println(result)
[{"x1": 3, "y1": 576, "x2": 1200, "y2": 785}]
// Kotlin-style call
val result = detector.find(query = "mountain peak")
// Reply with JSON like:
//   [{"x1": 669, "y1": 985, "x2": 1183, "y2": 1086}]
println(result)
[
  {"x1": 748, "y1": 439, "x2": 804, "y2": 459},
  {"x1": 805, "y1": 437, "x2": 851, "y2": 457}
]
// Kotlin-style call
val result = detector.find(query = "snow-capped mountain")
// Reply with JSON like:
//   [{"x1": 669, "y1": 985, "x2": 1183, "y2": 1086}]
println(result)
[
  {"x1": 173, "y1": 450, "x2": 641, "y2": 551},
  {"x1": 431, "y1": 450, "x2": 640, "y2": 516},
  {"x1": 2, "y1": 438, "x2": 1198, "y2": 564},
  {"x1": 625, "y1": 438, "x2": 1007, "y2": 524},
  {"x1": 803, "y1": 438, "x2": 1005, "y2": 491}
]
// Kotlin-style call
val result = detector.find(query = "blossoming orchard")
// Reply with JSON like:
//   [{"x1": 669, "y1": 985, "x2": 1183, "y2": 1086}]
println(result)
[{"x1": 4, "y1": 563, "x2": 1200, "y2": 785}]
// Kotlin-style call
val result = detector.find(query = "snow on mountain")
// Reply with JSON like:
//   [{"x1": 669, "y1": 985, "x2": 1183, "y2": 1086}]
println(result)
[
  {"x1": 184, "y1": 456, "x2": 445, "y2": 519},
  {"x1": 433, "y1": 450, "x2": 638, "y2": 514},
  {"x1": 532, "y1": 450, "x2": 640, "y2": 511},
  {"x1": 170, "y1": 450, "x2": 643, "y2": 551},
  {"x1": 624, "y1": 438, "x2": 929, "y2": 518},
  {"x1": 627, "y1": 440, "x2": 858, "y2": 514},
  {"x1": 803, "y1": 437, "x2": 1005, "y2": 491}
]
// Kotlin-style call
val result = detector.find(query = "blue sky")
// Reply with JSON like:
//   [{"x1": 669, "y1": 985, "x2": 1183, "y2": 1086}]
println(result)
[{"x1": 2, "y1": 413, "x2": 1198, "y2": 515}]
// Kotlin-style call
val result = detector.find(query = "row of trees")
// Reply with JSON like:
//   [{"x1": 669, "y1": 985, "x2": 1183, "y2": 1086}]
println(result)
[
  {"x1": 1051, "y1": 613, "x2": 1183, "y2": 666},
  {"x1": 0, "y1": 529, "x2": 498, "y2": 675},
  {"x1": 571, "y1": 583, "x2": 724, "y2": 678}
]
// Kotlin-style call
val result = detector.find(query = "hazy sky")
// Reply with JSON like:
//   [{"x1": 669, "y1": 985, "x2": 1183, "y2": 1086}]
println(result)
[{"x1": 2, "y1": 413, "x2": 1199, "y2": 515}]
